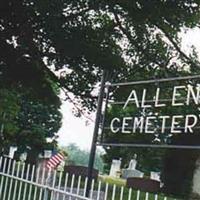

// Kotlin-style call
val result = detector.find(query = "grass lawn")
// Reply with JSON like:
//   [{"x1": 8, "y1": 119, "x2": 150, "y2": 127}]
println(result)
[
  {"x1": 98, "y1": 175, "x2": 178, "y2": 200},
  {"x1": 99, "y1": 175, "x2": 126, "y2": 186}
]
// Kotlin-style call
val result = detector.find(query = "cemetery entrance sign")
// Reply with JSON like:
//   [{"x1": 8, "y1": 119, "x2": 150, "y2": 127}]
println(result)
[
  {"x1": 99, "y1": 74, "x2": 200, "y2": 149},
  {"x1": 86, "y1": 73, "x2": 200, "y2": 196}
]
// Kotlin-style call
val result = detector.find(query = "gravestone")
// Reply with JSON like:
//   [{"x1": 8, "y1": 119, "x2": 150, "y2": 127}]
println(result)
[
  {"x1": 150, "y1": 172, "x2": 161, "y2": 182},
  {"x1": 109, "y1": 159, "x2": 121, "y2": 177},
  {"x1": 39, "y1": 150, "x2": 52, "y2": 159},
  {"x1": 122, "y1": 156, "x2": 144, "y2": 179},
  {"x1": 20, "y1": 152, "x2": 27, "y2": 162},
  {"x1": 122, "y1": 169, "x2": 144, "y2": 179},
  {"x1": 44, "y1": 150, "x2": 52, "y2": 158},
  {"x1": 128, "y1": 154, "x2": 137, "y2": 169},
  {"x1": 192, "y1": 157, "x2": 200, "y2": 198},
  {"x1": 8, "y1": 146, "x2": 17, "y2": 159}
]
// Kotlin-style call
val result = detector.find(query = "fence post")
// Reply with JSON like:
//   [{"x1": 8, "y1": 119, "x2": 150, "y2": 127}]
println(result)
[{"x1": 43, "y1": 170, "x2": 51, "y2": 200}]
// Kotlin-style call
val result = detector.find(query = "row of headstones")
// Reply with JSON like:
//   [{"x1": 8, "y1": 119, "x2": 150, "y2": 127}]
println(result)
[
  {"x1": 109, "y1": 157, "x2": 160, "y2": 182},
  {"x1": 5, "y1": 146, "x2": 65, "y2": 171},
  {"x1": 8, "y1": 146, "x2": 160, "y2": 182},
  {"x1": 6, "y1": 146, "x2": 51, "y2": 160},
  {"x1": 109, "y1": 156, "x2": 200, "y2": 197},
  {"x1": 6, "y1": 146, "x2": 53, "y2": 159}
]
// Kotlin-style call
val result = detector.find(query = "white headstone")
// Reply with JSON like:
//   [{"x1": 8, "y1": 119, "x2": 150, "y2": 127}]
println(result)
[
  {"x1": 8, "y1": 146, "x2": 17, "y2": 159},
  {"x1": 38, "y1": 150, "x2": 52, "y2": 158},
  {"x1": 128, "y1": 155, "x2": 137, "y2": 169},
  {"x1": 150, "y1": 172, "x2": 161, "y2": 182},
  {"x1": 122, "y1": 156, "x2": 144, "y2": 179},
  {"x1": 192, "y1": 157, "x2": 200, "y2": 196},
  {"x1": 44, "y1": 150, "x2": 52, "y2": 158},
  {"x1": 109, "y1": 159, "x2": 121, "y2": 177},
  {"x1": 122, "y1": 169, "x2": 144, "y2": 179},
  {"x1": 128, "y1": 159, "x2": 137, "y2": 170},
  {"x1": 20, "y1": 153, "x2": 27, "y2": 162}
]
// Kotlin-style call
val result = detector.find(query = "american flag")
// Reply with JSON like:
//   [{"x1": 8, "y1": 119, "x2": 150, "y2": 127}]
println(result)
[{"x1": 46, "y1": 151, "x2": 64, "y2": 170}]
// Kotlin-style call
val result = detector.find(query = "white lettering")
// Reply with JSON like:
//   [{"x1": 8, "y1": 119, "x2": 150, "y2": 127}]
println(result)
[
  {"x1": 110, "y1": 118, "x2": 120, "y2": 133},
  {"x1": 145, "y1": 116, "x2": 156, "y2": 133},
  {"x1": 141, "y1": 89, "x2": 152, "y2": 108},
  {"x1": 155, "y1": 88, "x2": 166, "y2": 107},
  {"x1": 186, "y1": 85, "x2": 200, "y2": 105},
  {"x1": 159, "y1": 116, "x2": 170, "y2": 133},
  {"x1": 172, "y1": 86, "x2": 185, "y2": 106},
  {"x1": 122, "y1": 117, "x2": 132, "y2": 133},
  {"x1": 184, "y1": 114, "x2": 198, "y2": 133},
  {"x1": 133, "y1": 117, "x2": 145, "y2": 133},
  {"x1": 171, "y1": 115, "x2": 184, "y2": 133},
  {"x1": 123, "y1": 90, "x2": 139, "y2": 109}
]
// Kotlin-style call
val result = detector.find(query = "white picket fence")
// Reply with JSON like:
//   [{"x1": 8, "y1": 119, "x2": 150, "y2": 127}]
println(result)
[{"x1": 0, "y1": 157, "x2": 176, "y2": 200}]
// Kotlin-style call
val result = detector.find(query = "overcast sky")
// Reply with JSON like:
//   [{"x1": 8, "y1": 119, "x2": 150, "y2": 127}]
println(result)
[
  {"x1": 58, "y1": 27, "x2": 200, "y2": 150},
  {"x1": 58, "y1": 101, "x2": 95, "y2": 150}
]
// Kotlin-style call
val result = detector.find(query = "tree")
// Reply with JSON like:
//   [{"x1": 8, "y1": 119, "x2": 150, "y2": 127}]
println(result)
[
  {"x1": 2, "y1": 1, "x2": 200, "y2": 111},
  {"x1": 0, "y1": 88, "x2": 20, "y2": 152},
  {"x1": 61, "y1": 144, "x2": 104, "y2": 172},
  {"x1": 0, "y1": 0, "x2": 125, "y2": 112},
  {"x1": 15, "y1": 96, "x2": 62, "y2": 163},
  {"x1": 0, "y1": 86, "x2": 62, "y2": 162}
]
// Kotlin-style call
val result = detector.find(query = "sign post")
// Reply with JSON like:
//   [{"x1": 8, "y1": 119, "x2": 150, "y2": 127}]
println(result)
[{"x1": 86, "y1": 69, "x2": 108, "y2": 197}]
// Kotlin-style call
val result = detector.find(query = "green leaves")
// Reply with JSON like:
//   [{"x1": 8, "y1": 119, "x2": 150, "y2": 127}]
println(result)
[
  {"x1": 62, "y1": 144, "x2": 104, "y2": 172},
  {"x1": 1, "y1": 0, "x2": 200, "y2": 111},
  {"x1": 0, "y1": 89, "x2": 20, "y2": 137}
]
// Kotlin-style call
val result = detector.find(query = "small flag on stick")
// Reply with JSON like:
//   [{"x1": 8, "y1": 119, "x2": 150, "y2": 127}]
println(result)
[{"x1": 46, "y1": 151, "x2": 64, "y2": 170}]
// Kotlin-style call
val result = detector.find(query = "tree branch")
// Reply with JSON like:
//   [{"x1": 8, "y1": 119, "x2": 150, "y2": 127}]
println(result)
[
  {"x1": 112, "y1": 8, "x2": 200, "y2": 70},
  {"x1": 39, "y1": 60, "x2": 97, "y2": 100},
  {"x1": 154, "y1": 23, "x2": 200, "y2": 68},
  {"x1": 111, "y1": 8, "x2": 163, "y2": 68}
]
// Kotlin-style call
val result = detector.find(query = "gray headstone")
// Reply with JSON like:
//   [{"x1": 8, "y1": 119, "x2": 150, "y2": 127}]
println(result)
[{"x1": 122, "y1": 169, "x2": 144, "y2": 179}]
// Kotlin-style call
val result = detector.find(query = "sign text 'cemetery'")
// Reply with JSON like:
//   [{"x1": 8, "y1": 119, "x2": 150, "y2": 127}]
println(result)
[{"x1": 110, "y1": 85, "x2": 200, "y2": 135}]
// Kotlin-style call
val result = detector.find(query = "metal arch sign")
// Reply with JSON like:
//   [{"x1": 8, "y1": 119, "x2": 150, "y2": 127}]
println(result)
[{"x1": 99, "y1": 75, "x2": 200, "y2": 149}]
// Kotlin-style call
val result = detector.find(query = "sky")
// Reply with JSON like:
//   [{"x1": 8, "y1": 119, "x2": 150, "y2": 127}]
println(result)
[
  {"x1": 57, "y1": 100, "x2": 95, "y2": 150},
  {"x1": 58, "y1": 27, "x2": 200, "y2": 150},
  {"x1": 181, "y1": 27, "x2": 200, "y2": 57}
]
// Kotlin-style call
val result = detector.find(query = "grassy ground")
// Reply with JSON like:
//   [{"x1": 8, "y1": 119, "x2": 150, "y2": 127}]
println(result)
[
  {"x1": 99, "y1": 175, "x2": 126, "y2": 186},
  {"x1": 98, "y1": 175, "x2": 178, "y2": 200}
]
